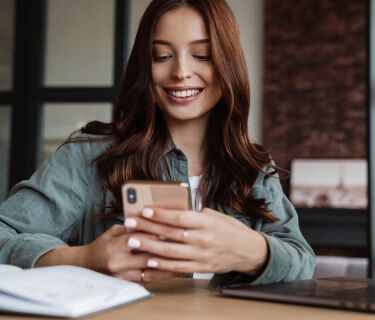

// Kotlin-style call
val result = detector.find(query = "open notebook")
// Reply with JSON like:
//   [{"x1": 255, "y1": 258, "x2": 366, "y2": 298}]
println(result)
[{"x1": 0, "y1": 264, "x2": 151, "y2": 318}]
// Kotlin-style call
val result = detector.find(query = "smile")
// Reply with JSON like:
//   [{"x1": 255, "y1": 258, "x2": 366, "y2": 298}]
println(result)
[
  {"x1": 164, "y1": 88, "x2": 204, "y2": 98},
  {"x1": 163, "y1": 87, "x2": 205, "y2": 104}
]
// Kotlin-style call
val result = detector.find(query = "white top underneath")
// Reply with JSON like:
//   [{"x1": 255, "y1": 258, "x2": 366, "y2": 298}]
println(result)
[
  {"x1": 188, "y1": 175, "x2": 214, "y2": 280},
  {"x1": 188, "y1": 175, "x2": 202, "y2": 212}
]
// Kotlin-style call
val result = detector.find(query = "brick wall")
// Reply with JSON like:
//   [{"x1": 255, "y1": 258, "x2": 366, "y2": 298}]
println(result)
[{"x1": 262, "y1": 0, "x2": 368, "y2": 192}]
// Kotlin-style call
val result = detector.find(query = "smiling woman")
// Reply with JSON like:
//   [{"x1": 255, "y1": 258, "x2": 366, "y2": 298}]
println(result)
[{"x1": 0, "y1": 0, "x2": 315, "y2": 288}]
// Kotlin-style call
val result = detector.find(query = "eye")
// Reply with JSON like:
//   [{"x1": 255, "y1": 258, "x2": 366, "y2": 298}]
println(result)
[
  {"x1": 153, "y1": 55, "x2": 172, "y2": 62},
  {"x1": 193, "y1": 55, "x2": 211, "y2": 61}
]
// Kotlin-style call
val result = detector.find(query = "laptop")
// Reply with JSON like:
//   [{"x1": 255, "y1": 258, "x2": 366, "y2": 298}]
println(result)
[{"x1": 220, "y1": 277, "x2": 375, "y2": 312}]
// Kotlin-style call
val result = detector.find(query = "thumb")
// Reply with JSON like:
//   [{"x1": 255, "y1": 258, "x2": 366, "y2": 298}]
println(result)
[{"x1": 106, "y1": 224, "x2": 126, "y2": 237}]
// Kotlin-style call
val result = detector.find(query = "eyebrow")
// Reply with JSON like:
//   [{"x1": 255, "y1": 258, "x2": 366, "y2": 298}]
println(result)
[{"x1": 152, "y1": 39, "x2": 210, "y2": 46}]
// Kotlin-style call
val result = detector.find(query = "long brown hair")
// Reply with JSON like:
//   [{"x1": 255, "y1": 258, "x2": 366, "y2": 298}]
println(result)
[{"x1": 75, "y1": 0, "x2": 278, "y2": 222}]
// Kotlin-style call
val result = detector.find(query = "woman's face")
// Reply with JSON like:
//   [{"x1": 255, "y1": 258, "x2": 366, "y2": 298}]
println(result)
[{"x1": 152, "y1": 7, "x2": 222, "y2": 123}]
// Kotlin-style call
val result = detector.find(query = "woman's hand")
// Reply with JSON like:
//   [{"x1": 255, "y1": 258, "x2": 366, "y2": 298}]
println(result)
[
  {"x1": 35, "y1": 224, "x2": 183, "y2": 283},
  {"x1": 124, "y1": 208, "x2": 269, "y2": 275}
]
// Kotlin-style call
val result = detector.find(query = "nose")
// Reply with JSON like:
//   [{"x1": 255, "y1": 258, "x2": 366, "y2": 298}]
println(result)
[{"x1": 171, "y1": 56, "x2": 192, "y2": 80}]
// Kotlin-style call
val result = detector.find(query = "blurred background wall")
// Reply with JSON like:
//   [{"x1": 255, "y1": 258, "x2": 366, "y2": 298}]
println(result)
[{"x1": 262, "y1": 0, "x2": 367, "y2": 192}]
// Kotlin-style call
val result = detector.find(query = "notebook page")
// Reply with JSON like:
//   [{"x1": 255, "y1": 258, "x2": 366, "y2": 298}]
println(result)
[
  {"x1": 0, "y1": 265, "x2": 150, "y2": 311},
  {"x1": 0, "y1": 264, "x2": 22, "y2": 274}
]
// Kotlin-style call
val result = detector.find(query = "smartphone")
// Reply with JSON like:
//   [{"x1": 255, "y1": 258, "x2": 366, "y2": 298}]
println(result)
[{"x1": 122, "y1": 181, "x2": 190, "y2": 220}]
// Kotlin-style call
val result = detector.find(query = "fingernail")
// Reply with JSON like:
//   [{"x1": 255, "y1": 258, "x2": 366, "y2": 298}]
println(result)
[
  {"x1": 127, "y1": 237, "x2": 141, "y2": 248},
  {"x1": 142, "y1": 208, "x2": 154, "y2": 218},
  {"x1": 147, "y1": 259, "x2": 158, "y2": 268},
  {"x1": 124, "y1": 218, "x2": 137, "y2": 228}
]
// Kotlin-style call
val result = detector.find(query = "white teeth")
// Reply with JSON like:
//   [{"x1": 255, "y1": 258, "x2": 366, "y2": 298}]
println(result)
[{"x1": 168, "y1": 89, "x2": 202, "y2": 98}]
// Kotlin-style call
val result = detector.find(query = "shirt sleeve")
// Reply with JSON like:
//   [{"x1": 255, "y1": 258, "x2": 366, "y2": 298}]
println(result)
[
  {"x1": 0, "y1": 139, "x2": 93, "y2": 268},
  {"x1": 250, "y1": 170, "x2": 316, "y2": 284},
  {"x1": 209, "y1": 168, "x2": 316, "y2": 289}
]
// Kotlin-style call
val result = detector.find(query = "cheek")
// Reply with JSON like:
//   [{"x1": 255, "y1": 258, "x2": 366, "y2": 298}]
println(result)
[
  {"x1": 206, "y1": 69, "x2": 222, "y2": 100},
  {"x1": 152, "y1": 65, "x2": 168, "y2": 86}
]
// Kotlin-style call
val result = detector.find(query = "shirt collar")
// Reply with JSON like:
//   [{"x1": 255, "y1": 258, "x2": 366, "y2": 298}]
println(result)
[{"x1": 163, "y1": 136, "x2": 186, "y2": 160}]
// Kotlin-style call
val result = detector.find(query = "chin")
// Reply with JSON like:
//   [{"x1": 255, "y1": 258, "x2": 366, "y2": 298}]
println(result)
[
  {"x1": 165, "y1": 108, "x2": 212, "y2": 123},
  {"x1": 156, "y1": 97, "x2": 214, "y2": 123},
  {"x1": 165, "y1": 111, "x2": 200, "y2": 122}
]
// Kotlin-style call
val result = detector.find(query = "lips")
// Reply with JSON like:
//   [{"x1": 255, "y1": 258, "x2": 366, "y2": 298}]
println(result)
[
  {"x1": 164, "y1": 87, "x2": 204, "y2": 104},
  {"x1": 164, "y1": 87, "x2": 204, "y2": 98},
  {"x1": 163, "y1": 87, "x2": 204, "y2": 104}
]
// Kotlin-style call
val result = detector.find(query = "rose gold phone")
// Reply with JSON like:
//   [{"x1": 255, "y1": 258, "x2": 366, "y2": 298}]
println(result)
[{"x1": 122, "y1": 181, "x2": 190, "y2": 220}]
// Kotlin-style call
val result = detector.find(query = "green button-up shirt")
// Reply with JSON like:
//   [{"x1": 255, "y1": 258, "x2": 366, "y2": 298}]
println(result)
[{"x1": 0, "y1": 135, "x2": 316, "y2": 288}]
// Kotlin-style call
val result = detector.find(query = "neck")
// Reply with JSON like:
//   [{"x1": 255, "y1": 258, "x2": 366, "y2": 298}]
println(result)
[{"x1": 165, "y1": 114, "x2": 210, "y2": 176}]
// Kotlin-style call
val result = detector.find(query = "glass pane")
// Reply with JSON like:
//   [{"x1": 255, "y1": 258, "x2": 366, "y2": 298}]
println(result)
[
  {"x1": 0, "y1": 106, "x2": 12, "y2": 201},
  {"x1": 0, "y1": 0, "x2": 15, "y2": 91},
  {"x1": 42, "y1": 103, "x2": 112, "y2": 160},
  {"x1": 44, "y1": 0, "x2": 115, "y2": 86},
  {"x1": 129, "y1": 0, "x2": 151, "y2": 50}
]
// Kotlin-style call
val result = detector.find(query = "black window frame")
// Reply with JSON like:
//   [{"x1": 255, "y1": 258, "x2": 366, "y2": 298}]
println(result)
[{"x1": 0, "y1": 0, "x2": 130, "y2": 189}]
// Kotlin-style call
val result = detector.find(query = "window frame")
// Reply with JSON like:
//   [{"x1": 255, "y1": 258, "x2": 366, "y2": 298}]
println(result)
[{"x1": 0, "y1": 0, "x2": 130, "y2": 190}]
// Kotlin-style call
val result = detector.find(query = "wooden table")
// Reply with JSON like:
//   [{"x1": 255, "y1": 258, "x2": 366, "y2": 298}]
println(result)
[{"x1": 1, "y1": 279, "x2": 374, "y2": 320}]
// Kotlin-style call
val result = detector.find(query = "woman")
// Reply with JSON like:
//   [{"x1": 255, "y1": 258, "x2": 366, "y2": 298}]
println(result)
[{"x1": 0, "y1": 0, "x2": 315, "y2": 288}]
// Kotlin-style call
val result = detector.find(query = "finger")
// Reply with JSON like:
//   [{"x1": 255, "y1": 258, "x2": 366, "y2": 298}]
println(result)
[
  {"x1": 113, "y1": 269, "x2": 180, "y2": 283},
  {"x1": 124, "y1": 232, "x2": 159, "y2": 241},
  {"x1": 125, "y1": 216, "x2": 178, "y2": 236},
  {"x1": 106, "y1": 224, "x2": 126, "y2": 237},
  {"x1": 124, "y1": 216, "x2": 198, "y2": 244},
  {"x1": 141, "y1": 207, "x2": 210, "y2": 229},
  {"x1": 107, "y1": 232, "x2": 159, "y2": 256},
  {"x1": 127, "y1": 236, "x2": 202, "y2": 260},
  {"x1": 107, "y1": 233, "x2": 129, "y2": 253},
  {"x1": 113, "y1": 269, "x2": 142, "y2": 282},
  {"x1": 106, "y1": 253, "x2": 156, "y2": 273},
  {"x1": 145, "y1": 258, "x2": 205, "y2": 274}
]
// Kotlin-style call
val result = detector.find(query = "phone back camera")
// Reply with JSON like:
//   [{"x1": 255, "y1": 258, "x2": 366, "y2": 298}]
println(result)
[{"x1": 127, "y1": 188, "x2": 137, "y2": 204}]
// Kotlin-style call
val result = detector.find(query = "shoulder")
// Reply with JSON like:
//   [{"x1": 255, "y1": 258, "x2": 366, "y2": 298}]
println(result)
[
  {"x1": 56, "y1": 133, "x2": 115, "y2": 164},
  {"x1": 31, "y1": 133, "x2": 115, "y2": 186},
  {"x1": 7, "y1": 134, "x2": 114, "y2": 202}
]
